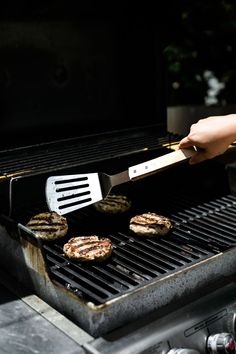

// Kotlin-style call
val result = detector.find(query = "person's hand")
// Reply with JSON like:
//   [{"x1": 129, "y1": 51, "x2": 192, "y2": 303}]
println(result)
[{"x1": 179, "y1": 114, "x2": 236, "y2": 164}]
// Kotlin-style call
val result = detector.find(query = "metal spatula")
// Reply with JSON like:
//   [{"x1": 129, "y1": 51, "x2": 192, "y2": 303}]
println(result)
[{"x1": 45, "y1": 148, "x2": 195, "y2": 215}]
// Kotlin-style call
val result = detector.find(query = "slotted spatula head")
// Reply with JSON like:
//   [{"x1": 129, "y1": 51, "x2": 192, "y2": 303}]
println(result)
[
  {"x1": 46, "y1": 148, "x2": 196, "y2": 215},
  {"x1": 46, "y1": 173, "x2": 104, "y2": 215}
]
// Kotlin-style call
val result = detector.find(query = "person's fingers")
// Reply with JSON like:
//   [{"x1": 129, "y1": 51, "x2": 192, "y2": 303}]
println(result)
[
  {"x1": 179, "y1": 136, "x2": 192, "y2": 148},
  {"x1": 189, "y1": 152, "x2": 208, "y2": 165}
]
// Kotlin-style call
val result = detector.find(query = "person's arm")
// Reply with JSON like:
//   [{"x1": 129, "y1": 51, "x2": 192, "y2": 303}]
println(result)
[{"x1": 178, "y1": 114, "x2": 236, "y2": 164}]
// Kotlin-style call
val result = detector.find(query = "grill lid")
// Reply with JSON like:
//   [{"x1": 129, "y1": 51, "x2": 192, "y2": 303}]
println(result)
[{"x1": 0, "y1": 2, "x2": 167, "y2": 149}]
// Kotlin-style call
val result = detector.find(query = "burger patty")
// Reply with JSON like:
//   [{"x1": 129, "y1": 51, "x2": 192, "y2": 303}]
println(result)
[
  {"x1": 63, "y1": 236, "x2": 113, "y2": 261},
  {"x1": 129, "y1": 212, "x2": 172, "y2": 237},
  {"x1": 94, "y1": 194, "x2": 131, "y2": 214},
  {"x1": 26, "y1": 211, "x2": 68, "y2": 240}
]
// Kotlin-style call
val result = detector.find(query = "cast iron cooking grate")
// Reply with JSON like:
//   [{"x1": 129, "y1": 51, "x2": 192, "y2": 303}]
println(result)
[{"x1": 41, "y1": 194, "x2": 236, "y2": 305}]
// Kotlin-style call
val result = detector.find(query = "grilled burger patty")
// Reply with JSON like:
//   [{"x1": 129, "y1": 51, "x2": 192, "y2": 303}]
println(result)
[
  {"x1": 94, "y1": 194, "x2": 131, "y2": 214},
  {"x1": 63, "y1": 236, "x2": 112, "y2": 261},
  {"x1": 26, "y1": 211, "x2": 68, "y2": 240},
  {"x1": 129, "y1": 212, "x2": 172, "y2": 237}
]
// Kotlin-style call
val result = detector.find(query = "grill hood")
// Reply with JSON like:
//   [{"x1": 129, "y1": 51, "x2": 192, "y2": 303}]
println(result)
[{"x1": 0, "y1": 1, "x2": 167, "y2": 150}]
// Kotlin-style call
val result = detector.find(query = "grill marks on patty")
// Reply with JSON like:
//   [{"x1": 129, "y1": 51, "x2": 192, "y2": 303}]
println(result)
[
  {"x1": 26, "y1": 211, "x2": 68, "y2": 240},
  {"x1": 129, "y1": 212, "x2": 172, "y2": 237},
  {"x1": 63, "y1": 236, "x2": 112, "y2": 261},
  {"x1": 94, "y1": 194, "x2": 131, "y2": 214}
]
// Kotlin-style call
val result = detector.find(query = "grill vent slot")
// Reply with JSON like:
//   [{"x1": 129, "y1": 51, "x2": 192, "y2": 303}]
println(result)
[{"x1": 0, "y1": 132, "x2": 175, "y2": 177}]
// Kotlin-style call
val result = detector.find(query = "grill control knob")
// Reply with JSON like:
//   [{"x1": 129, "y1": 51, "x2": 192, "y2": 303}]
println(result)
[
  {"x1": 207, "y1": 333, "x2": 236, "y2": 353},
  {"x1": 224, "y1": 313, "x2": 236, "y2": 335},
  {"x1": 167, "y1": 349, "x2": 200, "y2": 354}
]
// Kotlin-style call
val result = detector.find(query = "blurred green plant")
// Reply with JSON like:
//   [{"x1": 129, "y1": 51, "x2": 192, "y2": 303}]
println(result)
[{"x1": 163, "y1": 0, "x2": 236, "y2": 106}]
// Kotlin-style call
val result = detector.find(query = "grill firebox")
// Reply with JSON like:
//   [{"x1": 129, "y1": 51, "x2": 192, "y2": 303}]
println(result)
[
  {"x1": 0, "y1": 146, "x2": 235, "y2": 336},
  {"x1": 42, "y1": 193, "x2": 236, "y2": 306}
]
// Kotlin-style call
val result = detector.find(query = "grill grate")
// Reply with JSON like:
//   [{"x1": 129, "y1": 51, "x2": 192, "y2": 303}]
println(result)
[
  {"x1": 0, "y1": 131, "x2": 176, "y2": 177},
  {"x1": 41, "y1": 194, "x2": 236, "y2": 305}
]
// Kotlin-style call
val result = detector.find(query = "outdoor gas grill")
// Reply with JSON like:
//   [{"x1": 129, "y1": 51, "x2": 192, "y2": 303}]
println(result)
[{"x1": 0, "y1": 2, "x2": 236, "y2": 353}]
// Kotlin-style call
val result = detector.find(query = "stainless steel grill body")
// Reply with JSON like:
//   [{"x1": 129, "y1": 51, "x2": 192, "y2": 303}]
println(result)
[{"x1": 0, "y1": 154, "x2": 236, "y2": 336}]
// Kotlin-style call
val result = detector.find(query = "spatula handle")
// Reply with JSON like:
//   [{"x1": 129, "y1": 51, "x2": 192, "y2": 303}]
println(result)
[{"x1": 128, "y1": 148, "x2": 195, "y2": 181}]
